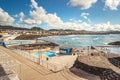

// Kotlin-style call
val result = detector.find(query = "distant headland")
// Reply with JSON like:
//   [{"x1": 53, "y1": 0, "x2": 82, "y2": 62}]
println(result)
[{"x1": 0, "y1": 25, "x2": 120, "y2": 40}]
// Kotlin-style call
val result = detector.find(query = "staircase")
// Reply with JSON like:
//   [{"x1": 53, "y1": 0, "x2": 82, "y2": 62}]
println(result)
[
  {"x1": 101, "y1": 69, "x2": 120, "y2": 80},
  {"x1": 0, "y1": 46, "x2": 52, "y2": 75},
  {"x1": 100, "y1": 56, "x2": 120, "y2": 74},
  {"x1": 108, "y1": 57, "x2": 120, "y2": 68},
  {"x1": 60, "y1": 69, "x2": 87, "y2": 80}
]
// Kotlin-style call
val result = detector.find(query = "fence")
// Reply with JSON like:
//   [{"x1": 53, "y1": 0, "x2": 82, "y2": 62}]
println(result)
[
  {"x1": 13, "y1": 49, "x2": 39, "y2": 63},
  {"x1": 12, "y1": 49, "x2": 66, "y2": 72}
]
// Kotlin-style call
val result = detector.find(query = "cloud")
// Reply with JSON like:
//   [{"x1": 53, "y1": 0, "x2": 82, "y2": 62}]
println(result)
[
  {"x1": 91, "y1": 21, "x2": 120, "y2": 31},
  {"x1": 29, "y1": 7, "x2": 46, "y2": 24},
  {"x1": 81, "y1": 12, "x2": 89, "y2": 19},
  {"x1": 17, "y1": 0, "x2": 120, "y2": 31},
  {"x1": 19, "y1": 12, "x2": 25, "y2": 22},
  {"x1": 69, "y1": 18, "x2": 82, "y2": 23},
  {"x1": 17, "y1": 0, "x2": 90, "y2": 30},
  {"x1": 68, "y1": 0, "x2": 97, "y2": 9},
  {"x1": 0, "y1": 8, "x2": 14, "y2": 25},
  {"x1": 24, "y1": 18, "x2": 38, "y2": 25},
  {"x1": 81, "y1": 12, "x2": 91, "y2": 23},
  {"x1": 13, "y1": 14, "x2": 19, "y2": 18},
  {"x1": 17, "y1": 12, "x2": 36, "y2": 27},
  {"x1": 104, "y1": 0, "x2": 120, "y2": 10},
  {"x1": 30, "y1": 0, "x2": 38, "y2": 9}
]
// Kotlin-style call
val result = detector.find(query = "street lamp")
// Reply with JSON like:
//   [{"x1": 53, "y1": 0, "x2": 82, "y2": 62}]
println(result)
[{"x1": 38, "y1": 47, "x2": 40, "y2": 64}]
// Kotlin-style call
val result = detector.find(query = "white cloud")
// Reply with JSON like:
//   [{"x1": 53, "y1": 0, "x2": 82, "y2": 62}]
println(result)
[
  {"x1": 18, "y1": 11, "x2": 38, "y2": 26},
  {"x1": 16, "y1": 0, "x2": 120, "y2": 31},
  {"x1": 23, "y1": 18, "x2": 37, "y2": 25},
  {"x1": 104, "y1": 0, "x2": 120, "y2": 10},
  {"x1": 68, "y1": 0, "x2": 97, "y2": 9},
  {"x1": 17, "y1": 0, "x2": 89, "y2": 30},
  {"x1": 19, "y1": 12, "x2": 25, "y2": 22},
  {"x1": 30, "y1": 7, "x2": 46, "y2": 24},
  {"x1": 91, "y1": 22, "x2": 120, "y2": 31},
  {"x1": 0, "y1": 8, "x2": 14, "y2": 25},
  {"x1": 69, "y1": 18, "x2": 82, "y2": 23},
  {"x1": 81, "y1": 12, "x2": 91, "y2": 23},
  {"x1": 13, "y1": 14, "x2": 19, "y2": 18},
  {"x1": 81, "y1": 12, "x2": 89, "y2": 19},
  {"x1": 30, "y1": 0, "x2": 38, "y2": 9}
]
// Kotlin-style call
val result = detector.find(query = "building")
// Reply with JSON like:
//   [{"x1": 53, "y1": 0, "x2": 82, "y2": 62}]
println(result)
[{"x1": 59, "y1": 46, "x2": 73, "y2": 55}]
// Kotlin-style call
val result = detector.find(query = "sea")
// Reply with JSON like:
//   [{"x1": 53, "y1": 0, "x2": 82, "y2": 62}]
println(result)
[{"x1": 40, "y1": 34, "x2": 120, "y2": 54}]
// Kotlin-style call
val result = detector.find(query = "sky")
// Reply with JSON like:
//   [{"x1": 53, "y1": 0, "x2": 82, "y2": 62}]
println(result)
[{"x1": 0, "y1": 0, "x2": 120, "y2": 31}]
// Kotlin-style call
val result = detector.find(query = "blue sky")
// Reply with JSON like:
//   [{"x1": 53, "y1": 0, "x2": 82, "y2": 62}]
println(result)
[{"x1": 0, "y1": 0, "x2": 120, "y2": 31}]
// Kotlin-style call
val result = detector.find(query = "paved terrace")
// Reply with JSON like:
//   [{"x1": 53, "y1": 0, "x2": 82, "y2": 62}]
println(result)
[{"x1": 0, "y1": 46, "x2": 86, "y2": 80}]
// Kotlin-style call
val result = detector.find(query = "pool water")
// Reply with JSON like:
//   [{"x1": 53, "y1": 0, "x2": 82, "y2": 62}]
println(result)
[
  {"x1": 34, "y1": 52, "x2": 56, "y2": 57},
  {"x1": 5, "y1": 40, "x2": 32, "y2": 45}
]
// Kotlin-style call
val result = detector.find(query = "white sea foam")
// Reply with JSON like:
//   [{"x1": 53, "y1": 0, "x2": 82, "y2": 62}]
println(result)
[{"x1": 41, "y1": 34, "x2": 120, "y2": 48}]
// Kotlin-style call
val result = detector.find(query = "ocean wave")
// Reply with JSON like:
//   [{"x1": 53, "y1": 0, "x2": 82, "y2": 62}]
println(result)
[{"x1": 93, "y1": 38, "x2": 99, "y2": 40}]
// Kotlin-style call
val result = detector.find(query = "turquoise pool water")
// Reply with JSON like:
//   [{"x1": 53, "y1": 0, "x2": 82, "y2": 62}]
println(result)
[
  {"x1": 34, "y1": 52, "x2": 56, "y2": 57},
  {"x1": 5, "y1": 40, "x2": 32, "y2": 45}
]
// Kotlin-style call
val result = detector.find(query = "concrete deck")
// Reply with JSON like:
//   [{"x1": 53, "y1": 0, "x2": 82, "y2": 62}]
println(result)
[{"x1": 0, "y1": 46, "x2": 86, "y2": 80}]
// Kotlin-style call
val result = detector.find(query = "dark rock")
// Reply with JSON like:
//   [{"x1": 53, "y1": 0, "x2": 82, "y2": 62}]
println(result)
[
  {"x1": 108, "y1": 41, "x2": 120, "y2": 45},
  {"x1": 0, "y1": 35, "x2": 2, "y2": 38}
]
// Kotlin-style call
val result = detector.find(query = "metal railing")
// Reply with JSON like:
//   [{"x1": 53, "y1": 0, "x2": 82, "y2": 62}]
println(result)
[
  {"x1": 12, "y1": 49, "x2": 67, "y2": 72},
  {"x1": 13, "y1": 49, "x2": 39, "y2": 63}
]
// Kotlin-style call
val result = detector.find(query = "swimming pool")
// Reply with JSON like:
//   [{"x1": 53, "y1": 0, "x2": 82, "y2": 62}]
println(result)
[
  {"x1": 34, "y1": 51, "x2": 56, "y2": 57},
  {"x1": 5, "y1": 40, "x2": 32, "y2": 45}
]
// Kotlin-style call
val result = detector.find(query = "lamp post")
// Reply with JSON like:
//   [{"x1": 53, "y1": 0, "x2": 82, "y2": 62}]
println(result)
[
  {"x1": 88, "y1": 46, "x2": 90, "y2": 56},
  {"x1": 38, "y1": 47, "x2": 40, "y2": 64}
]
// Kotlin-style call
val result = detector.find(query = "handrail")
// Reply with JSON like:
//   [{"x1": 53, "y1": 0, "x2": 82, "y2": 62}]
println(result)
[{"x1": 12, "y1": 49, "x2": 66, "y2": 72}]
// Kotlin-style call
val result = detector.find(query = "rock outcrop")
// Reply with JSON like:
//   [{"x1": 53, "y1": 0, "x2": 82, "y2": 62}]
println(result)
[{"x1": 108, "y1": 41, "x2": 120, "y2": 45}]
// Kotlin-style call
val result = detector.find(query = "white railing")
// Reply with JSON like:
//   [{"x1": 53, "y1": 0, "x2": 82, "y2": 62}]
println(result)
[
  {"x1": 39, "y1": 59, "x2": 65, "y2": 72},
  {"x1": 12, "y1": 49, "x2": 67, "y2": 72},
  {"x1": 13, "y1": 49, "x2": 39, "y2": 63}
]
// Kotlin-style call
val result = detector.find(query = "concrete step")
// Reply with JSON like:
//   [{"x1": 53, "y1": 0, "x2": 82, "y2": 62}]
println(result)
[
  {"x1": 0, "y1": 47, "x2": 52, "y2": 75},
  {"x1": 100, "y1": 56, "x2": 120, "y2": 74},
  {"x1": 60, "y1": 69, "x2": 86, "y2": 80}
]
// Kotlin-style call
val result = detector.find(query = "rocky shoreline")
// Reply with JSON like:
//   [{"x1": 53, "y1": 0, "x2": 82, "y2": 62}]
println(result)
[
  {"x1": 70, "y1": 51, "x2": 120, "y2": 80},
  {"x1": 15, "y1": 35, "x2": 47, "y2": 40},
  {"x1": 15, "y1": 32, "x2": 110, "y2": 40},
  {"x1": 9, "y1": 42, "x2": 59, "y2": 50},
  {"x1": 108, "y1": 41, "x2": 120, "y2": 45}
]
